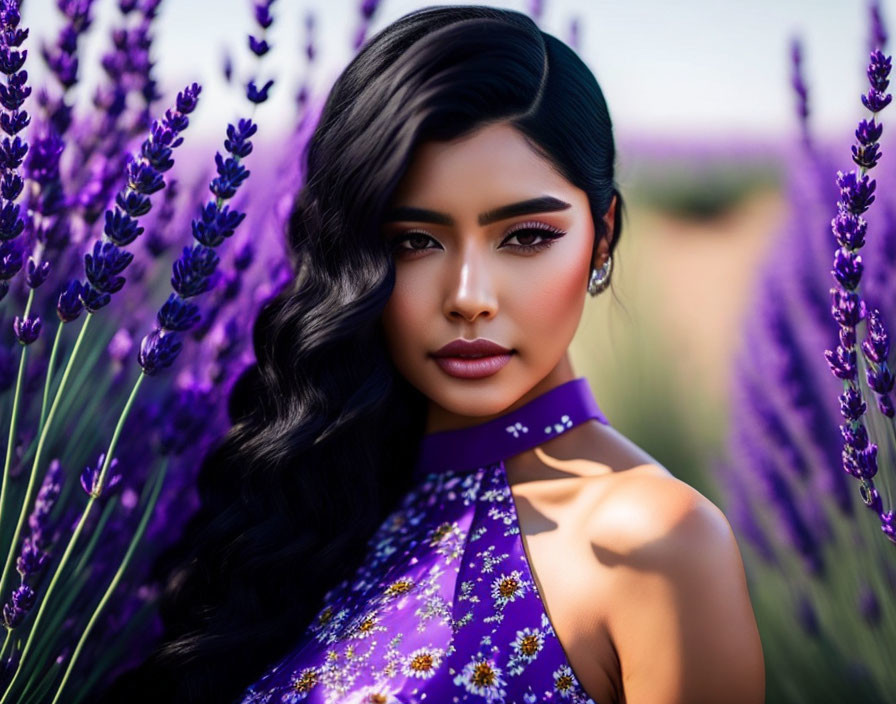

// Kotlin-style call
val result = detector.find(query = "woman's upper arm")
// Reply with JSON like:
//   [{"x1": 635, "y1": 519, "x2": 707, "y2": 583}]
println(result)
[{"x1": 602, "y1": 476, "x2": 766, "y2": 704}]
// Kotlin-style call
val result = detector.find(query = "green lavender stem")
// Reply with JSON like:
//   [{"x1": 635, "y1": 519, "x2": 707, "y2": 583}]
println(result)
[
  {"x1": 0, "y1": 367, "x2": 145, "y2": 703},
  {"x1": 0, "y1": 287, "x2": 35, "y2": 540},
  {"x1": 0, "y1": 312, "x2": 92, "y2": 616},
  {"x1": 50, "y1": 457, "x2": 168, "y2": 704},
  {"x1": 38, "y1": 322, "x2": 64, "y2": 438},
  {"x1": 16, "y1": 498, "x2": 117, "y2": 696}
]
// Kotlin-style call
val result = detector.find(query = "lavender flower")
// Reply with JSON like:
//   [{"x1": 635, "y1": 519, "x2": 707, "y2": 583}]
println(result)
[
  {"x1": 39, "y1": 0, "x2": 96, "y2": 92},
  {"x1": 822, "y1": 45, "x2": 896, "y2": 543},
  {"x1": 80, "y1": 451, "x2": 121, "y2": 499},
  {"x1": 12, "y1": 314, "x2": 39, "y2": 345},
  {"x1": 138, "y1": 117, "x2": 256, "y2": 376},
  {"x1": 74, "y1": 82, "x2": 200, "y2": 315},
  {"x1": 0, "y1": 0, "x2": 29, "y2": 303}
]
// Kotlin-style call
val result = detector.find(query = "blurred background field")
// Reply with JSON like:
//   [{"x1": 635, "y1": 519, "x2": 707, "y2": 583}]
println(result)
[{"x1": 573, "y1": 136, "x2": 788, "y2": 503}]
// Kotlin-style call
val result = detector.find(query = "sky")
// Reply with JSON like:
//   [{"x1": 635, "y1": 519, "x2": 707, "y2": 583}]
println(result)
[{"x1": 21, "y1": 0, "x2": 896, "y2": 145}]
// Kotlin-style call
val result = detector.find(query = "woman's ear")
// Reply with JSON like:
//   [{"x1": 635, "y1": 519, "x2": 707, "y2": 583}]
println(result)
[{"x1": 592, "y1": 193, "x2": 617, "y2": 269}]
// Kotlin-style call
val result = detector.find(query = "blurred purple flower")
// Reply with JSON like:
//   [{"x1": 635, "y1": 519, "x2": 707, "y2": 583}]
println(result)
[{"x1": 80, "y1": 451, "x2": 122, "y2": 498}]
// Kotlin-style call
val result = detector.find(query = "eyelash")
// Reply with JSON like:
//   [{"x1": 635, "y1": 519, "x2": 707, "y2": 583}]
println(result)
[{"x1": 390, "y1": 221, "x2": 567, "y2": 256}]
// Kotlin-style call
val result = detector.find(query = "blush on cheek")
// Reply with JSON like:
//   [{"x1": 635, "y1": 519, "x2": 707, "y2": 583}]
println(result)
[{"x1": 515, "y1": 265, "x2": 587, "y2": 357}]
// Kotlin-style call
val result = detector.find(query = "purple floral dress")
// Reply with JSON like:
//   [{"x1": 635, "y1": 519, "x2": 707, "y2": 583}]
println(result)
[{"x1": 236, "y1": 377, "x2": 610, "y2": 704}]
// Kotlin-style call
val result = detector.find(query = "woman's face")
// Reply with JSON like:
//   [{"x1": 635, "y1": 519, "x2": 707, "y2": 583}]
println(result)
[{"x1": 380, "y1": 122, "x2": 615, "y2": 432}]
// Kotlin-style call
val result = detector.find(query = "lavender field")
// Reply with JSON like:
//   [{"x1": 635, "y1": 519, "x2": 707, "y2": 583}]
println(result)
[{"x1": 0, "y1": 0, "x2": 891, "y2": 702}]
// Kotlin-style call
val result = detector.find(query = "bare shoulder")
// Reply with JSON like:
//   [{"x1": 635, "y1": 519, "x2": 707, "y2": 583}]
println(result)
[{"x1": 586, "y1": 471, "x2": 766, "y2": 704}]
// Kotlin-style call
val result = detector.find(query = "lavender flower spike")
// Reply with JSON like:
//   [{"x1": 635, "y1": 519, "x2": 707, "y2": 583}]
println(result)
[
  {"x1": 77, "y1": 81, "x2": 201, "y2": 315},
  {"x1": 138, "y1": 117, "x2": 257, "y2": 376},
  {"x1": 823, "y1": 45, "x2": 896, "y2": 545},
  {"x1": 0, "y1": 0, "x2": 30, "y2": 303}
]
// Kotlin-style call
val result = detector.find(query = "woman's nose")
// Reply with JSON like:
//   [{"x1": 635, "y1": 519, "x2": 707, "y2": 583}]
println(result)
[{"x1": 443, "y1": 244, "x2": 498, "y2": 323}]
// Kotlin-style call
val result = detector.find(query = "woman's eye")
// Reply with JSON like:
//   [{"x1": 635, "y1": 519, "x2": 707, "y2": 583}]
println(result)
[
  {"x1": 391, "y1": 232, "x2": 436, "y2": 253},
  {"x1": 502, "y1": 225, "x2": 566, "y2": 252}
]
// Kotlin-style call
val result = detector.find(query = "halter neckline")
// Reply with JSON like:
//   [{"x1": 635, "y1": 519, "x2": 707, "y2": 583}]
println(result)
[{"x1": 412, "y1": 376, "x2": 609, "y2": 481}]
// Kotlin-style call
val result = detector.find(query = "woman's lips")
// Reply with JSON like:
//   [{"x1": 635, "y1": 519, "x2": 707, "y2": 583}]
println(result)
[{"x1": 432, "y1": 352, "x2": 514, "y2": 379}]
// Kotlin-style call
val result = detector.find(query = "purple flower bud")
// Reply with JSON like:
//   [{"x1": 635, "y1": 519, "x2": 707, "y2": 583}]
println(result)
[
  {"x1": 842, "y1": 419, "x2": 870, "y2": 450},
  {"x1": 862, "y1": 88, "x2": 892, "y2": 112},
  {"x1": 0, "y1": 238, "x2": 22, "y2": 279},
  {"x1": 16, "y1": 534, "x2": 47, "y2": 577},
  {"x1": 839, "y1": 387, "x2": 866, "y2": 421},
  {"x1": 103, "y1": 207, "x2": 145, "y2": 246},
  {"x1": 84, "y1": 240, "x2": 133, "y2": 294},
  {"x1": 842, "y1": 439, "x2": 878, "y2": 480},
  {"x1": 13, "y1": 314, "x2": 40, "y2": 345},
  {"x1": 246, "y1": 78, "x2": 274, "y2": 104},
  {"x1": 248, "y1": 35, "x2": 269, "y2": 57},
  {"x1": 830, "y1": 287, "x2": 866, "y2": 328},
  {"x1": 224, "y1": 118, "x2": 256, "y2": 158},
  {"x1": 2, "y1": 603, "x2": 23, "y2": 629},
  {"x1": 830, "y1": 208, "x2": 867, "y2": 249},
  {"x1": 171, "y1": 244, "x2": 218, "y2": 297},
  {"x1": 192, "y1": 202, "x2": 246, "y2": 247},
  {"x1": 157, "y1": 292, "x2": 201, "y2": 332},
  {"x1": 24, "y1": 256, "x2": 49, "y2": 288},
  {"x1": 78, "y1": 281, "x2": 111, "y2": 313},
  {"x1": 175, "y1": 82, "x2": 201, "y2": 114},
  {"x1": 0, "y1": 134, "x2": 28, "y2": 169},
  {"x1": 824, "y1": 344, "x2": 857, "y2": 380},
  {"x1": 0, "y1": 201, "x2": 24, "y2": 240},
  {"x1": 209, "y1": 152, "x2": 250, "y2": 199},
  {"x1": 0, "y1": 73, "x2": 30, "y2": 111},
  {"x1": 125, "y1": 152, "x2": 164, "y2": 195},
  {"x1": 138, "y1": 328, "x2": 183, "y2": 376},
  {"x1": 56, "y1": 278, "x2": 85, "y2": 322},
  {"x1": 0, "y1": 170, "x2": 22, "y2": 200},
  {"x1": 0, "y1": 47, "x2": 25, "y2": 74},
  {"x1": 114, "y1": 187, "x2": 151, "y2": 218},
  {"x1": 162, "y1": 107, "x2": 189, "y2": 134},
  {"x1": 865, "y1": 363, "x2": 894, "y2": 396},
  {"x1": 254, "y1": 1, "x2": 273, "y2": 29},
  {"x1": 861, "y1": 309, "x2": 890, "y2": 364},
  {"x1": 881, "y1": 511, "x2": 896, "y2": 544},
  {"x1": 11, "y1": 584, "x2": 33, "y2": 611},
  {"x1": 360, "y1": 0, "x2": 380, "y2": 21},
  {"x1": 831, "y1": 247, "x2": 863, "y2": 290},
  {"x1": 79, "y1": 451, "x2": 121, "y2": 498},
  {"x1": 855, "y1": 117, "x2": 883, "y2": 145},
  {"x1": 0, "y1": 108, "x2": 29, "y2": 136},
  {"x1": 867, "y1": 49, "x2": 892, "y2": 92},
  {"x1": 28, "y1": 458, "x2": 63, "y2": 534},
  {"x1": 836, "y1": 170, "x2": 876, "y2": 214},
  {"x1": 851, "y1": 140, "x2": 882, "y2": 169}
]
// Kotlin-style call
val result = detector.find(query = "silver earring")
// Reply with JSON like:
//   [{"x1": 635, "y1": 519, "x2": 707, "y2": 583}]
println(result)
[{"x1": 587, "y1": 255, "x2": 612, "y2": 296}]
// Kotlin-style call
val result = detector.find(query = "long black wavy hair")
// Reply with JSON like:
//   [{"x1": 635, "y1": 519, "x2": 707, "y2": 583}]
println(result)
[{"x1": 96, "y1": 5, "x2": 625, "y2": 703}]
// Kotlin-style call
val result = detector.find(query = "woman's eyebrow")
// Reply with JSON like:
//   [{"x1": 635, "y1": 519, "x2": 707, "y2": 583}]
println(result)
[{"x1": 382, "y1": 195, "x2": 572, "y2": 226}]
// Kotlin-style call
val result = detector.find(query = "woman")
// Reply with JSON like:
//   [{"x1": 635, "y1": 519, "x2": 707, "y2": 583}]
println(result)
[{"x1": 97, "y1": 5, "x2": 765, "y2": 703}]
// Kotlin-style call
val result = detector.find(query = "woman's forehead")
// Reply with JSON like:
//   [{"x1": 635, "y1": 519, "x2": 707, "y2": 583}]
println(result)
[{"x1": 391, "y1": 124, "x2": 575, "y2": 210}]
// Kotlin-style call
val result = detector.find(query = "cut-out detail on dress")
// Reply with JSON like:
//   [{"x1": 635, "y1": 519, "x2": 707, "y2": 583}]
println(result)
[{"x1": 236, "y1": 377, "x2": 608, "y2": 704}]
